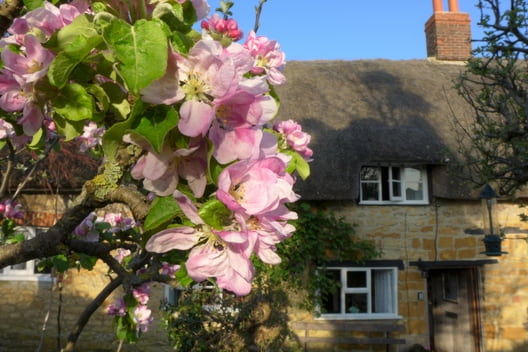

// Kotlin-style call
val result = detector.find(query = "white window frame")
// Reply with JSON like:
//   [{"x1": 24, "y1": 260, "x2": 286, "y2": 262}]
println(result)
[
  {"x1": 317, "y1": 267, "x2": 400, "y2": 320},
  {"x1": 359, "y1": 166, "x2": 429, "y2": 205},
  {"x1": 0, "y1": 226, "x2": 53, "y2": 282}
]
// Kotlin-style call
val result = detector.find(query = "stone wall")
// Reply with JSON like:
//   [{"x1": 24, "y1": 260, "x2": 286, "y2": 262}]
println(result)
[
  {"x1": 0, "y1": 262, "x2": 173, "y2": 352},
  {"x1": 323, "y1": 199, "x2": 528, "y2": 352}
]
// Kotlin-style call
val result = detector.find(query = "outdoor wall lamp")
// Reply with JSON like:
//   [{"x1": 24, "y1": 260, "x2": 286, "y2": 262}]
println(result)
[{"x1": 480, "y1": 184, "x2": 507, "y2": 256}]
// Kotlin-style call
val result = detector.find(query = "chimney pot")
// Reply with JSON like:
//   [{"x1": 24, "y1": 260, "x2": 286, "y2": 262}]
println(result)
[
  {"x1": 448, "y1": 0, "x2": 460, "y2": 12},
  {"x1": 433, "y1": 0, "x2": 443, "y2": 12}
]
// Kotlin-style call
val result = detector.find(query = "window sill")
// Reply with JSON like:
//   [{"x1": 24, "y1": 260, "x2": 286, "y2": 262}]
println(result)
[
  {"x1": 0, "y1": 275, "x2": 53, "y2": 282},
  {"x1": 316, "y1": 314, "x2": 403, "y2": 321},
  {"x1": 359, "y1": 201, "x2": 429, "y2": 206}
]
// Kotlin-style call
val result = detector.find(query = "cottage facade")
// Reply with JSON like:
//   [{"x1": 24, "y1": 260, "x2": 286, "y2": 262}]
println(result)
[{"x1": 276, "y1": 1, "x2": 528, "y2": 351}]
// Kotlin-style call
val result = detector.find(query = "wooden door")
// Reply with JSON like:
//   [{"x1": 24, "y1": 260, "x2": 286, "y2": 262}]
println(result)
[{"x1": 428, "y1": 268, "x2": 480, "y2": 352}]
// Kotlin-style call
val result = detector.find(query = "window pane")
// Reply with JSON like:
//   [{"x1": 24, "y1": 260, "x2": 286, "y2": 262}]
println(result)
[
  {"x1": 322, "y1": 269, "x2": 341, "y2": 313},
  {"x1": 360, "y1": 167, "x2": 379, "y2": 181},
  {"x1": 405, "y1": 182, "x2": 423, "y2": 200},
  {"x1": 345, "y1": 293, "x2": 367, "y2": 313},
  {"x1": 443, "y1": 271, "x2": 458, "y2": 302},
  {"x1": 404, "y1": 168, "x2": 424, "y2": 200},
  {"x1": 347, "y1": 271, "x2": 366, "y2": 288},
  {"x1": 11, "y1": 263, "x2": 27, "y2": 270},
  {"x1": 372, "y1": 269, "x2": 394, "y2": 313},
  {"x1": 391, "y1": 167, "x2": 401, "y2": 180},
  {"x1": 392, "y1": 181, "x2": 402, "y2": 197},
  {"x1": 361, "y1": 183, "x2": 379, "y2": 201}
]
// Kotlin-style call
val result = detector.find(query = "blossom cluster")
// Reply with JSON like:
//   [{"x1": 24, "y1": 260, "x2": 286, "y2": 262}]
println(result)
[
  {"x1": 139, "y1": 9, "x2": 307, "y2": 295},
  {"x1": 0, "y1": 1, "x2": 88, "y2": 136},
  {"x1": 0, "y1": 0, "x2": 312, "y2": 338},
  {"x1": 73, "y1": 212, "x2": 137, "y2": 242},
  {"x1": 0, "y1": 200, "x2": 23, "y2": 219}
]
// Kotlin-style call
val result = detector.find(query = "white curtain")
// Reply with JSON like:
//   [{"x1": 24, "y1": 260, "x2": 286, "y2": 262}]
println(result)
[{"x1": 373, "y1": 269, "x2": 393, "y2": 313}]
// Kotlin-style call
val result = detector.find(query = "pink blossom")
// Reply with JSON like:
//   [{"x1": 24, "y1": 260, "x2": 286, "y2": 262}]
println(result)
[
  {"x1": 244, "y1": 207, "x2": 297, "y2": 264},
  {"x1": 2, "y1": 35, "x2": 54, "y2": 84},
  {"x1": 113, "y1": 248, "x2": 131, "y2": 264},
  {"x1": 274, "y1": 119, "x2": 313, "y2": 160},
  {"x1": 201, "y1": 14, "x2": 243, "y2": 41},
  {"x1": 160, "y1": 262, "x2": 180, "y2": 278},
  {"x1": 145, "y1": 191, "x2": 256, "y2": 296},
  {"x1": 132, "y1": 283, "x2": 151, "y2": 305},
  {"x1": 190, "y1": 0, "x2": 210, "y2": 20},
  {"x1": 78, "y1": 122, "x2": 105, "y2": 153},
  {"x1": 208, "y1": 79, "x2": 278, "y2": 164},
  {"x1": 73, "y1": 212, "x2": 99, "y2": 242},
  {"x1": 107, "y1": 297, "x2": 127, "y2": 317},
  {"x1": 243, "y1": 31, "x2": 286, "y2": 85},
  {"x1": 176, "y1": 39, "x2": 246, "y2": 137},
  {"x1": 101, "y1": 212, "x2": 136, "y2": 233},
  {"x1": 0, "y1": 199, "x2": 23, "y2": 219},
  {"x1": 216, "y1": 157, "x2": 299, "y2": 216},
  {"x1": 133, "y1": 305, "x2": 153, "y2": 332},
  {"x1": 125, "y1": 135, "x2": 207, "y2": 198},
  {"x1": 0, "y1": 120, "x2": 15, "y2": 140}
]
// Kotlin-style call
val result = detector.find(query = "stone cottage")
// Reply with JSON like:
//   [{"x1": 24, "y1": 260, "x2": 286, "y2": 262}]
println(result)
[
  {"x1": 277, "y1": 1, "x2": 528, "y2": 351},
  {"x1": 1, "y1": 0, "x2": 528, "y2": 351}
]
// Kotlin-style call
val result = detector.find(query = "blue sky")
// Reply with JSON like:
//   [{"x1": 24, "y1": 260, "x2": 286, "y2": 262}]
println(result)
[{"x1": 205, "y1": 0, "x2": 488, "y2": 61}]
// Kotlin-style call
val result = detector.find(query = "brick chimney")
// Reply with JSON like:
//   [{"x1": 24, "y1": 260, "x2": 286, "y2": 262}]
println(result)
[{"x1": 425, "y1": 0, "x2": 471, "y2": 61}]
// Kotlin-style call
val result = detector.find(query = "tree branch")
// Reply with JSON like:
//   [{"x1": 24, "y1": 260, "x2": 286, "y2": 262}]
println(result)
[
  {"x1": 62, "y1": 276, "x2": 124, "y2": 352},
  {"x1": 0, "y1": 194, "x2": 99, "y2": 269}
]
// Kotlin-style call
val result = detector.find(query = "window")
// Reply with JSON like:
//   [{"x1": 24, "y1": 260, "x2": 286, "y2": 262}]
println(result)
[
  {"x1": 0, "y1": 227, "x2": 52, "y2": 281},
  {"x1": 359, "y1": 166, "x2": 428, "y2": 204},
  {"x1": 164, "y1": 283, "x2": 239, "y2": 313},
  {"x1": 319, "y1": 267, "x2": 399, "y2": 320}
]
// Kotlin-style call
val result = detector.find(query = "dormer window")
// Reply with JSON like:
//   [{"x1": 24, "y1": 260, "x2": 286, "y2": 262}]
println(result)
[{"x1": 359, "y1": 166, "x2": 428, "y2": 205}]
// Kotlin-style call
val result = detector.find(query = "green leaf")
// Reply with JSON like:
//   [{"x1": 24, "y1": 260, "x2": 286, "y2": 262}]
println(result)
[
  {"x1": 294, "y1": 153, "x2": 311, "y2": 180},
  {"x1": 52, "y1": 83, "x2": 94, "y2": 121},
  {"x1": 52, "y1": 113, "x2": 85, "y2": 141},
  {"x1": 198, "y1": 199, "x2": 231, "y2": 230},
  {"x1": 175, "y1": 265, "x2": 194, "y2": 287},
  {"x1": 144, "y1": 196, "x2": 181, "y2": 232},
  {"x1": 27, "y1": 128, "x2": 44, "y2": 150},
  {"x1": 103, "y1": 18, "x2": 168, "y2": 94},
  {"x1": 102, "y1": 82, "x2": 130, "y2": 120},
  {"x1": 48, "y1": 33, "x2": 103, "y2": 88},
  {"x1": 79, "y1": 254, "x2": 98, "y2": 271},
  {"x1": 131, "y1": 105, "x2": 179, "y2": 153},
  {"x1": 102, "y1": 100, "x2": 145, "y2": 161},
  {"x1": 55, "y1": 15, "x2": 99, "y2": 51},
  {"x1": 171, "y1": 31, "x2": 195, "y2": 54},
  {"x1": 53, "y1": 254, "x2": 70, "y2": 273},
  {"x1": 5, "y1": 233, "x2": 25, "y2": 244},
  {"x1": 23, "y1": 0, "x2": 44, "y2": 11}
]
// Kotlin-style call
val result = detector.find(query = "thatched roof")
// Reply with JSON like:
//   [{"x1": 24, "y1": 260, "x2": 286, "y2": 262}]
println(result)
[{"x1": 276, "y1": 60, "x2": 478, "y2": 201}]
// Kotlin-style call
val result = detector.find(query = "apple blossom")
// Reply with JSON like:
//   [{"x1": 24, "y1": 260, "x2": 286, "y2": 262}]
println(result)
[
  {"x1": 244, "y1": 30, "x2": 286, "y2": 85},
  {"x1": 274, "y1": 119, "x2": 313, "y2": 160},
  {"x1": 133, "y1": 305, "x2": 153, "y2": 333},
  {"x1": 0, "y1": 200, "x2": 23, "y2": 219},
  {"x1": 78, "y1": 122, "x2": 105, "y2": 153},
  {"x1": 107, "y1": 297, "x2": 127, "y2": 317},
  {"x1": 216, "y1": 156, "x2": 299, "y2": 216},
  {"x1": 0, "y1": 120, "x2": 15, "y2": 140}
]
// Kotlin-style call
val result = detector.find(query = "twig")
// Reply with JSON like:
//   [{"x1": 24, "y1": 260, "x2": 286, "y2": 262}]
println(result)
[
  {"x1": 62, "y1": 276, "x2": 124, "y2": 352},
  {"x1": 12, "y1": 138, "x2": 59, "y2": 201},
  {"x1": 0, "y1": 140, "x2": 15, "y2": 199},
  {"x1": 253, "y1": 0, "x2": 268, "y2": 33}
]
